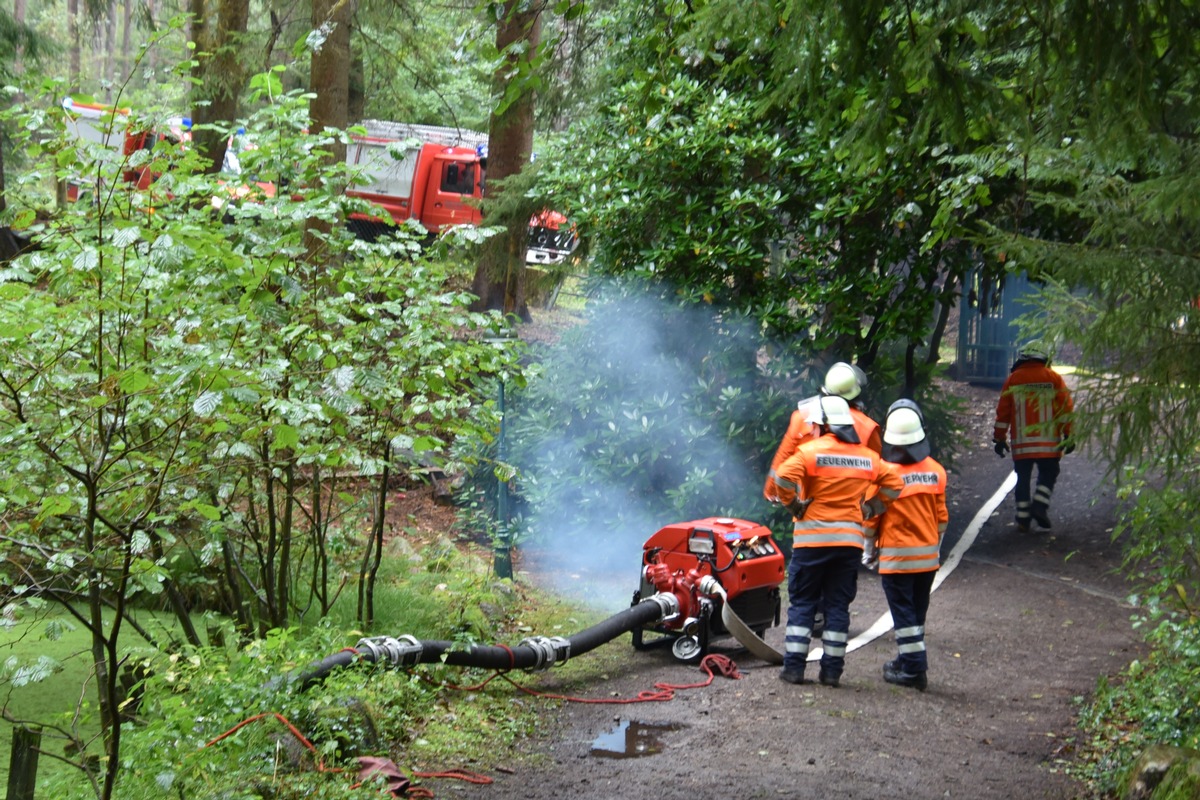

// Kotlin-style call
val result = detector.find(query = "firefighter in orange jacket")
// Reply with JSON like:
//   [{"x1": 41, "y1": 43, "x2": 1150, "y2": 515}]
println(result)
[
  {"x1": 992, "y1": 342, "x2": 1075, "y2": 531},
  {"x1": 823, "y1": 361, "x2": 884, "y2": 455},
  {"x1": 774, "y1": 395, "x2": 904, "y2": 687},
  {"x1": 763, "y1": 361, "x2": 881, "y2": 504},
  {"x1": 863, "y1": 399, "x2": 948, "y2": 692}
]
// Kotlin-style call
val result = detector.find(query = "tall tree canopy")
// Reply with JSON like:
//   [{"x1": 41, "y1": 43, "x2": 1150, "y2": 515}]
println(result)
[{"x1": 678, "y1": 0, "x2": 1200, "y2": 596}]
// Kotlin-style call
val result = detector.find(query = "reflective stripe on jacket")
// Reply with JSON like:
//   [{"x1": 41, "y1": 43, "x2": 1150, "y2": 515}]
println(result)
[
  {"x1": 765, "y1": 402, "x2": 881, "y2": 502},
  {"x1": 775, "y1": 434, "x2": 903, "y2": 550},
  {"x1": 993, "y1": 362, "x2": 1074, "y2": 460},
  {"x1": 877, "y1": 458, "x2": 949, "y2": 574}
]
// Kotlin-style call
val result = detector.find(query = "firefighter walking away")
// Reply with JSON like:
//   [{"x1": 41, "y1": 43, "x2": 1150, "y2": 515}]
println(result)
[{"x1": 992, "y1": 341, "x2": 1075, "y2": 531}]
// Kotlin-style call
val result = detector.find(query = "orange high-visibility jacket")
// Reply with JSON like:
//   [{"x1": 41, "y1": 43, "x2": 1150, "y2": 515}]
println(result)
[
  {"x1": 763, "y1": 406, "x2": 817, "y2": 502},
  {"x1": 850, "y1": 407, "x2": 883, "y2": 455},
  {"x1": 764, "y1": 405, "x2": 881, "y2": 502},
  {"x1": 877, "y1": 458, "x2": 949, "y2": 575},
  {"x1": 775, "y1": 434, "x2": 904, "y2": 550},
  {"x1": 993, "y1": 361, "x2": 1074, "y2": 460}
]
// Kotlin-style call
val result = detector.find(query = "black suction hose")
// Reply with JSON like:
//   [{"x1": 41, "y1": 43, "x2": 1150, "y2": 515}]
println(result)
[{"x1": 292, "y1": 594, "x2": 677, "y2": 691}]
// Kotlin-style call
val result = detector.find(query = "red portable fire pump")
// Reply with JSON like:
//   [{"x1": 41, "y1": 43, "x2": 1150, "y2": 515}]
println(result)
[
  {"x1": 297, "y1": 516, "x2": 787, "y2": 690},
  {"x1": 631, "y1": 517, "x2": 786, "y2": 663}
]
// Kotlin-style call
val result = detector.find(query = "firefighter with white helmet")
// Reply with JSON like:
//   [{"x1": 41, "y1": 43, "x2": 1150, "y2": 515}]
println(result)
[
  {"x1": 773, "y1": 395, "x2": 904, "y2": 688},
  {"x1": 992, "y1": 341, "x2": 1075, "y2": 531},
  {"x1": 865, "y1": 399, "x2": 948, "y2": 691},
  {"x1": 762, "y1": 360, "x2": 882, "y2": 639},
  {"x1": 763, "y1": 361, "x2": 880, "y2": 504},
  {"x1": 823, "y1": 361, "x2": 882, "y2": 453},
  {"x1": 822, "y1": 361, "x2": 867, "y2": 400}
]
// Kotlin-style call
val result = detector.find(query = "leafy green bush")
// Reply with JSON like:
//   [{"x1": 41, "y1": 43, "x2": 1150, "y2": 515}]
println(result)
[
  {"x1": 1075, "y1": 614, "x2": 1200, "y2": 796},
  {"x1": 455, "y1": 282, "x2": 795, "y2": 560},
  {"x1": 1, "y1": 76, "x2": 520, "y2": 798},
  {"x1": 1114, "y1": 466, "x2": 1200, "y2": 615},
  {"x1": 31, "y1": 543, "x2": 538, "y2": 800},
  {"x1": 453, "y1": 282, "x2": 968, "y2": 574}
]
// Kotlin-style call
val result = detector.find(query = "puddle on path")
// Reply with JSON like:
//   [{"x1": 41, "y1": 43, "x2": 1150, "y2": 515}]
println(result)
[{"x1": 589, "y1": 719, "x2": 685, "y2": 759}]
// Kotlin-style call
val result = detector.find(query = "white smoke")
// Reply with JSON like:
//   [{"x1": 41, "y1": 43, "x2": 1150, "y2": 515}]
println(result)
[{"x1": 513, "y1": 287, "x2": 765, "y2": 612}]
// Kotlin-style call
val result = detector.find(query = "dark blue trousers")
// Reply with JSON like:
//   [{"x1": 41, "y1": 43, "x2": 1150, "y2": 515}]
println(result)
[
  {"x1": 1013, "y1": 457, "x2": 1061, "y2": 525},
  {"x1": 881, "y1": 571, "x2": 936, "y2": 673},
  {"x1": 783, "y1": 546, "x2": 860, "y2": 675}
]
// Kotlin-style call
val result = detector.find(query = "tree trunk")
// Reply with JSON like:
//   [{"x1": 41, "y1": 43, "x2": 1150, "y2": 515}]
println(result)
[
  {"x1": 306, "y1": 0, "x2": 356, "y2": 260},
  {"x1": 188, "y1": 0, "x2": 251, "y2": 175},
  {"x1": 926, "y1": 271, "x2": 959, "y2": 366},
  {"x1": 13, "y1": 0, "x2": 27, "y2": 74},
  {"x1": 309, "y1": 0, "x2": 354, "y2": 159},
  {"x1": 103, "y1": 0, "x2": 116, "y2": 92},
  {"x1": 0, "y1": 116, "x2": 6, "y2": 216},
  {"x1": 68, "y1": 0, "x2": 80, "y2": 93},
  {"x1": 121, "y1": 0, "x2": 132, "y2": 83},
  {"x1": 358, "y1": 459, "x2": 389, "y2": 626},
  {"x1": 471, "y1": 1, "x2": 543, "y2": 321},
  {"x1": 348, "y1": 47, "x2": 365, "y2": 123},
  {"x1": 146, "y1": 0, "x2": 158, "y2": 75}
]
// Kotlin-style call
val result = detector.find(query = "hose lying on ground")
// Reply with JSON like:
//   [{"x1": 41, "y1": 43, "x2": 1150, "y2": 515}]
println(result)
[{"x1": 292, "y1": 593, "x2": 680, "y2": 691}]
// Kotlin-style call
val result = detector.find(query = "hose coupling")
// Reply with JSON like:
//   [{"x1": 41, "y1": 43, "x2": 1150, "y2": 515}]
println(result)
[
  {"x1": 518, "y1": 635, "x2": 572, "y2": 671},
  {"x1": 647, "y1": 591, "x2": 681, "y2": 622},
  {"x1": 356, "y1": 634, "x2": 424, "y2": 668},
  {"x1": 698, "y1": 574, "x2": 727, "y2": 599}
]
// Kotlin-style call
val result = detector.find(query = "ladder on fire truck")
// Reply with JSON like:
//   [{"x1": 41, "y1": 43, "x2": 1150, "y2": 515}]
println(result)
[{"x1": 357, "y1": 120, "x2": 489, "y2": 152}]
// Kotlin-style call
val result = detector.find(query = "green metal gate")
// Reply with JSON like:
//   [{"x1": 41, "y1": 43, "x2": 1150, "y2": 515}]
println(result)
[{"x1": 956, "y1": 269, "x2": 1037, "y2": 385}]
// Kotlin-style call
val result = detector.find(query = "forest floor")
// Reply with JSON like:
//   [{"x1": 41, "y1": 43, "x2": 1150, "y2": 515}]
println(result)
[{"x1": 393, "y1": 375, "x2": 1140, "y2": 800}]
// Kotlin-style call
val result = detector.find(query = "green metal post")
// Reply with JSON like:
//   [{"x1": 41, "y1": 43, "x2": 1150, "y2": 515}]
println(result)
[{"x1": 493, "y1": 378, "x2": 513, "y2": 579}]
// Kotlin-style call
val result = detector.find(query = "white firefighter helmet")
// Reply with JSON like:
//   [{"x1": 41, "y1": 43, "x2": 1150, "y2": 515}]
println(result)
[
  {"x1": 884, "y1": 407, "x2": 925, "y2": 446},
  {"x1": 886, "y1": 398, "x2": 925, "y2": 423},
  {"x1": 812, "y1": 395, "x2": 855, "y2": 427},
  {"x1": 1017, "y1": 340, "x2": 1054, "y2": 363},
  {"x1": 822, "y1": 362, "x2": 868, "y2": 401}
]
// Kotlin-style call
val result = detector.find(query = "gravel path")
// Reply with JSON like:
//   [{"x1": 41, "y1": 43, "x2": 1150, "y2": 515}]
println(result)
[{"x1": 436, "y1": 382, "x2": 1141, "y2": 800}]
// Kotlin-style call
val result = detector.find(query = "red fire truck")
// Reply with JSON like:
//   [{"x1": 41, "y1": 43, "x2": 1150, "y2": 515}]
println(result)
[
  {"x1": 62, "y1": 97, "x2": 188, "y2": 201},
  {"x1": 62, "y1": 100, "x2": 576, "y2": 263},
  {"x1": 343, "y1": 120, "x2": 488, "y2": 240},
  {"x1": 344, "y1": 120, "x2": 578, "y2": 264}
]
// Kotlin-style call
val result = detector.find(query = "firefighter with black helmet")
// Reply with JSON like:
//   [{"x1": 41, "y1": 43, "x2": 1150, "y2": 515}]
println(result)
[
  {"x1": 992, "y1": 341, "x2": 1075, "y2": 531},
  {"x1": 774, "y1": 395, "x2": 904, "y2": 688},
  {"x1": 864, "y1": 399, "x2": 948, "y2": 691}
]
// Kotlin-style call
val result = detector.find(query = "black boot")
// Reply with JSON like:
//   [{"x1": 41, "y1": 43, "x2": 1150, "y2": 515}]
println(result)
[
  {"x1": 818, "y1": 667, "x2": 841, "y2": 687},
  {"x1": 779, "y1": 666, "x2": 806, "y2": 684},
  {"x1": 883, "y1": 662, "x2": 928, "y2": 691},
  {"x1": 1030, "y1": 502, "x2": 1052, "y2": 529}
]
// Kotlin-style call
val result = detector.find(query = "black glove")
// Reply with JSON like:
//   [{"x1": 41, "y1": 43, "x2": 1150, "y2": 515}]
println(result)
[
  {"x1": 785, "y1": 497, "x2": 812, "y2": 519},
  {"x1": 1060, "y1": 440, "x2": 1076, "y2": 455},
  {"x1": 993, "y1": 439, "x2": 1009, "y2": 457}
]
